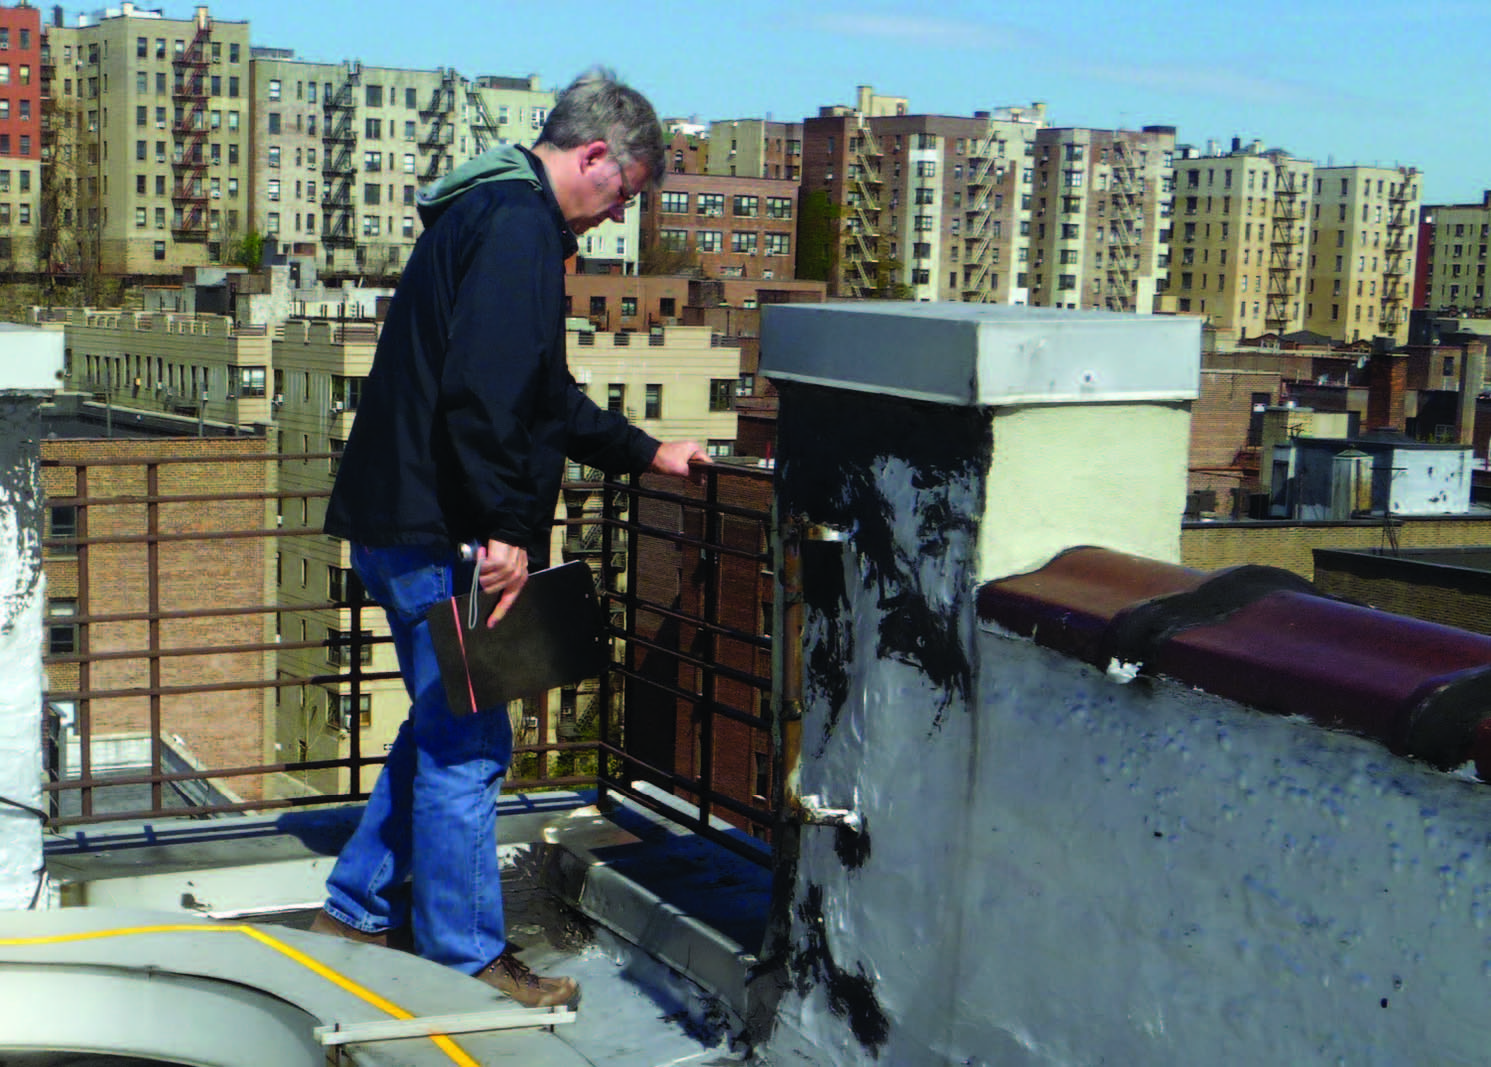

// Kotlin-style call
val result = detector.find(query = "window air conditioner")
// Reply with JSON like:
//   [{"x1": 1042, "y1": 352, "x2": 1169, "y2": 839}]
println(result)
[{"x1": 330, "y1": 401, "x2": 345, "y2": 413}]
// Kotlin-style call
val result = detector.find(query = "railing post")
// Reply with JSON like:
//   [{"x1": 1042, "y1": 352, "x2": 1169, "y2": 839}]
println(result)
[
  {"x1": 147, "y1": 462, "x2": 163, "y2": 815},
  {"x1": 348, "y1": 577, "x2": 365, "y2": 797},
  {"x1": 698, "y1": 467, "x2": 720, "y2": 826}
]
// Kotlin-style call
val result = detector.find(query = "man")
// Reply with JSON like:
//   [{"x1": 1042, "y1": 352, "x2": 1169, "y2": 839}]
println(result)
[{"x1": 313, "y1": 68, "x2": 707, "y2": 1006}]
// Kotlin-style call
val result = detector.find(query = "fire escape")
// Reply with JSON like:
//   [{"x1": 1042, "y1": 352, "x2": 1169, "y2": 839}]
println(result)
[
  {"x1": 419, "y1": 71, "x2": 455, "y2": 183},
  {"x1": 1382, "y1": 178, "x2": 1412, "y2": 333},
  {"x1": 961, "y1": 127, "x2": 999, "y2": 301},
  {"x1": 321, "y1": 65, "x2": 358, "y2": 250},
  {"x1": 1105, "y1": 138, "x2": 1141, "y2": 312},
  {"x1": 1266, "y1": 162, "x2": 1303, "y2": 332},
  {"x1": 841, "y1": 116, "x2": 882, "y2": 299},
  {"x1": 468, "y1": 88, "x2": 499, "y2": 156},
  {"x1": 169, "y1": 19, "x2": 211, "y2": 243}
]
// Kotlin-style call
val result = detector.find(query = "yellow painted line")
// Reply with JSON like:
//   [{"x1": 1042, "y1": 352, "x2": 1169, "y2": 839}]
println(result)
[{"x1": 0, "y1": 923, "x2": 480, "y2": 1067}]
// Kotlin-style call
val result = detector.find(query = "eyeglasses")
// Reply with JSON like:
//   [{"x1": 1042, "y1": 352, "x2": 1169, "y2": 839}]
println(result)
[{"x1": 614, "y1": 160, "x2": 636, "y2": 209}]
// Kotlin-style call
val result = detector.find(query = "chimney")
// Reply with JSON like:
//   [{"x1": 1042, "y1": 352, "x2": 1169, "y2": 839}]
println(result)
[
  {"x1": 1457, "y1": 340, "x2": 1486, "y2": 445},
  {"x1": 0, "y1": 326, "x2": 66, "y2": 910},
  {"x1": 1364, "y1": 348, "x2": 1407, "y2": 432},
  {"x1": 761, "y1": 304, "x2": 1201, "y2": 582}
]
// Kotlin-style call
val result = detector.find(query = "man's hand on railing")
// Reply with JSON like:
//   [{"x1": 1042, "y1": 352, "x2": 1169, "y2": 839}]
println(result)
[{"x1": 650, "y1": 440, "x2": 711, "y2": 485}]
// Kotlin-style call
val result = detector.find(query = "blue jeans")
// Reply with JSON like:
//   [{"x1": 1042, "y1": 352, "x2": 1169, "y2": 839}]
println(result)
[{"x1": 323, "y1": 543, "x2": 513, "y2": 974}]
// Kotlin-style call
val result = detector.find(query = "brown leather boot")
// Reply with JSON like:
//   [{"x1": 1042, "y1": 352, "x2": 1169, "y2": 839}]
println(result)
[{"x1": 475, "y1": 951, "x2": 578, "y2": 1007}]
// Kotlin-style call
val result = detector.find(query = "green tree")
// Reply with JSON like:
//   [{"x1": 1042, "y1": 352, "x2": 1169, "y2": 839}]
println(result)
[
  {"x1": 795, "y1": 190, "x2": 839, "y2": 284},
  {"x1": 228, "y1": 230, "x2": 265, "y2": 270}
]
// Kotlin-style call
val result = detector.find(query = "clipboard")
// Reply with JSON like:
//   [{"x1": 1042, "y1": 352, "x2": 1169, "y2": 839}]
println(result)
[{"x1": 425, "y1": 560, "x2": 609, "y2": 715}]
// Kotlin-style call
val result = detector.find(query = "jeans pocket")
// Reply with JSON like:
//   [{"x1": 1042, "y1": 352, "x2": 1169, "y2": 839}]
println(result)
[{"x1": 353, "y1": 544, "x2": 453, "y2": 626}]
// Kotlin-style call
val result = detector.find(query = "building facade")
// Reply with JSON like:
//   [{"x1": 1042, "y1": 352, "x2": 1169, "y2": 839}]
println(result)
[
  {"x1": 640, "y1": 172, "x2": 799, "y2": 281},
  {"x1": 1303, "y1": 165, "x2": 1420, "y2": 345},
  {"x1": 0, "y1": 1, "x2": 42, "y2": 271},
  {"x1": 1420, "y1": 191, "x2": 1491, "y2": 313},
  {"x1": 1027, "y1": 125, "x2": 1175, "y2": 313},
  {"x1": 705, "y1": 118, "x2": 802, "y2": 181},
  {"x1": 1167, "y1": 140, "x2": 1314, "y2": 338},
  {"x1": 801, "y1": 95, "x2": 1046, "y2": 302},
  {"x1": 42, "y1": 5, "x2": 253, "y2": 275}
]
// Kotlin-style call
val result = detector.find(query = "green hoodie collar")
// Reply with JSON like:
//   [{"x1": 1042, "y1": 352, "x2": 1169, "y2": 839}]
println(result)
[{"x1": 415, "y1": 143, "x2": 542, "y2": 224}]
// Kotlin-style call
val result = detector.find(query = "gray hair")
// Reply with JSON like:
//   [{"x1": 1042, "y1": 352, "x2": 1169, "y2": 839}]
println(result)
[{"x1": 537, "y1": 67, "x2": 665, "y2": 189}]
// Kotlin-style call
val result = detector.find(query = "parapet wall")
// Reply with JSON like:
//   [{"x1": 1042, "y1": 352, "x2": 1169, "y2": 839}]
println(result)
[{"x1": 757, "y1": 303, "x2": 1491, "y2": 1066}]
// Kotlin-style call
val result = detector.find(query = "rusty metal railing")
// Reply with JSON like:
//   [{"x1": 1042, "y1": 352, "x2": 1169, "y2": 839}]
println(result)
[{"x1": 39, "y1": 449, "x2": 780, "y2": 866}]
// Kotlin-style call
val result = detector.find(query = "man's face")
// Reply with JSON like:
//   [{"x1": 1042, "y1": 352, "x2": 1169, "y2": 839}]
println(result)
[{"x1": 571, "y1": 152, "x2": 648, "y2": 235}]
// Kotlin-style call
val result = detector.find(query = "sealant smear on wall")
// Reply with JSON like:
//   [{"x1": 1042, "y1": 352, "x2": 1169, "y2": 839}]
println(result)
[
  {"x1": 774, "y1": 385, "x2": 992, "y2": 1060},
  {"x1": 791, "y1": 884, "x2": 889, "y2": 1055},
  {"x1": 0, "y1": 430, "x2": 43, "y2": 634}
]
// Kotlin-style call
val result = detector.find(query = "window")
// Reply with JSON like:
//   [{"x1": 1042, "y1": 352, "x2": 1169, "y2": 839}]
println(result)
[
  {"x1": 731, "y1": 231, "x2": 758, "y2": 254},
  {"x1": 363, "y1": 183, "x2": 381, "y2": 205},
  {"x1": 47, "y1": 598, "x2": 77, "y2": 655},
  {"x1": 697, "y1": 230, "x2": 722, "y2": 253},
  {"x1": 362, "y1": 214, "x2": 380, "y2": 236},
  {"x1": 645, "y1": 383, "x2": 662, "y2": 418},
  {"x1": 365, "y1": 117, "x2": 381, "y2": 139},
  {"x1": 153, "y1": 241, "x2": 166, "y2": 260},
  {"x1": 766, "y1": 233, "x2": 790, "y2": 256},
  {"x1": 766, "y1": 196, "x2": 792, "y2": 219},
  {"x1": 266, "y1": 212, "x2": 279, "y2": 233},
  {"x1": 607, "y1": 383, "x2": 625, "y2": 413},
  {"x1": 326, "y1": 628, "x2": 372, "y2": 666},
  {"x1": 660, "y1": 191, "x2": 688, "y2": 213},
  {"x1": 365, "y1": 84, "x2": 383, "y2": 107},
  {"x1": 267, "y1": 112, "x2": 280, "y2": 135},
  {"x1": 267, "y1": 78, "x2": 281, "y2": 101},
  {"x1": 659, "y1": 228, "x2": 687, "y2": 252},
  {"x1": 733, "y1": 195, "x2": 758, "y2": 217},
  {"x1": 267, "y1": 178, "x2": 280, "y2": 201},
  {"x1": 706, "y1": 440, "x2": 734, "y2": 458},
  {"x1": 621, "y1": 296, "x2": 638, "y2": 318},
  {"x1": 237, "y1": 366, "x2": 267, "y2": 398},
  {"x1": 709, "y1": 379, "x2": 734, "y2": 412},
  {"x1": 48, "y1": 506, "x2": 77, "y2": 555},
  {"x1": 916, "y1": 160, "x2": 937, "y2": 178},
  {"x1": 697, "y1": 192, "x2": 724, "y2": 216},
  {"x1": 330, "y1": 374, "x2": 364, "y2": 411}
]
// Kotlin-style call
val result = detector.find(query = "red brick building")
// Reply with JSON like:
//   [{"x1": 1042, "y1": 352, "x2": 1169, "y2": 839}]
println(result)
[
  {"x1": 0, "y1": 3, "x2": 40, "y2": 161},
  {"x1": 640, "y1": 173, "x2": 800, "y2": 282}
]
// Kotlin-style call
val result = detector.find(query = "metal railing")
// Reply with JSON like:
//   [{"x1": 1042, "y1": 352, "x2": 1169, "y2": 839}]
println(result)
[{"x1": 39, "y1": 450, "x2": 778, "y2": 865}]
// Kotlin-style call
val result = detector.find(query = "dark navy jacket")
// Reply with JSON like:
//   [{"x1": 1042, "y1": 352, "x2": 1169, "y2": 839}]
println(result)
[{"x1": 324, "y1": 146, "x2": 658, "y2": 560}]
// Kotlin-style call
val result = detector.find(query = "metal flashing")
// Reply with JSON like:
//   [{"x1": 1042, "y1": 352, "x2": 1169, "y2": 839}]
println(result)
[{"x1": 761, "y1": 303, "x2": 1201, "y2": 407}]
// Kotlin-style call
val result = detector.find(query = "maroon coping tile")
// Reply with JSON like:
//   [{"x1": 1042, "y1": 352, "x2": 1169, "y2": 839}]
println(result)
[
  {"x1": 979, "y1": 546, "x2": 1491, "y2": 775},
  {"x1": 976, "y1": 547, "x2": 1209, "y2": 664},
  {"x1": 1148, "y1": 590, "x2": 1491, "y2": 769}
]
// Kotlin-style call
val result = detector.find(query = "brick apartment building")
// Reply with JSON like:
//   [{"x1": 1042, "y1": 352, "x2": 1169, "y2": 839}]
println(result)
[
  {"x1": 0, "y1": 1, "x2": 42, "y2": 270},
  {"x1": 640, "y1": 172, "x2": 799, "y2": 282},
  {"x1": 41, "y1": 431, "x2": 276, "y2": 805}
]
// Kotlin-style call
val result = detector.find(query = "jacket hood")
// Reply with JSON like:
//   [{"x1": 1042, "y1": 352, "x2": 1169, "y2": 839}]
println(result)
[{"x1": 415, "y1": 143, "x2": 543, "y2": 227}]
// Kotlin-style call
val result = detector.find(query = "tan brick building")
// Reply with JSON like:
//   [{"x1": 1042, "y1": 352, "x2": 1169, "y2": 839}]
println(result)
[
  {"x1": 1027, "y1": 125, "x2": 1175, "y2": 313},
  {"x1": 705, "y1": 118, "x2": 802, "y2": 181},
  {"x1": 801, "y1": 89, "x2": 1046, "y2": 302},
  {"x1": 41, "y1": 433, "x2": 276, "y2": 806},
  {"x1": 43, "y1": 5, "x2": 253, "y2": 275},
  {"x1": 1420, "y1": 191, "x2": 1491, "y2": 313},
  {"x1": 1303, "y1": 165, "x2": 1420, "y2": 345},
  {"x1": 1167, "y1": 141, "x2": 1313, "y2": 339}
]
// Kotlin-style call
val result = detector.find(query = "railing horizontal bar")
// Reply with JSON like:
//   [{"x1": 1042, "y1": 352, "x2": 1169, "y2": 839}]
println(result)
[
  {"x1": 608, "y1": 630, "x2": 772, "y2": 692},
  {"x1": 604, "y1": 593, "x2": 772, "y2": 652},
  {"x1": 43, "y1": 670, "x2": 404, "y2": 702}
]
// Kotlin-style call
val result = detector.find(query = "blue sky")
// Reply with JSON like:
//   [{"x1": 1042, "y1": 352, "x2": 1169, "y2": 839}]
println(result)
[{"x1": 208, "y1": 0, "x2": 1482, "y2": 204}]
